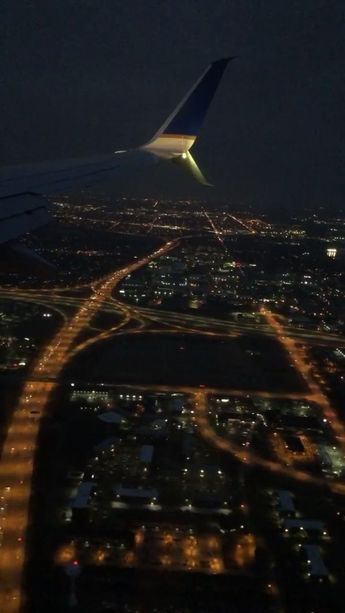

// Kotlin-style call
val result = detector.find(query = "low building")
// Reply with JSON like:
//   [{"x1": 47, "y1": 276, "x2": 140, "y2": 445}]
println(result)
[
  {"x1": 302, "y1": 544, "x2": 329, "y2": 577},
  {"x1": 274, "y1": 490, "x2": 295, "y2": 514},
  {"x1": 114, "y1": 484, "x2": 158, "y2": 504},
  {"x1": 139, "y1": 445, "x2": 154, "y2": 464},
  {"x1": 283, "y1": 519, "x2": 327, "y2": 536},
  {"x1": 70, "y1": 481, "x2": 94, "y2": 523},
  {"x1": 98, "y1": 411, "x2": 123, "y2": 424}
]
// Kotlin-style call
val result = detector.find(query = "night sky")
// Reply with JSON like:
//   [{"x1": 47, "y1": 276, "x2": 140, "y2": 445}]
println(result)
[{"x1": 1, "y1": 1, "x2": 344, "y2": 211}]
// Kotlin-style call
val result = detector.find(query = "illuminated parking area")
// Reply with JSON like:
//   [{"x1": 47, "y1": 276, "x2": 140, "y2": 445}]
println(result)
[
  {"x1": 0, "y1": 236, "x2": 343, "y2": 610},
  {"x1": 270, "y1": 432, "x2": 318, "y2": 466},
  {"x1": 55, "y1": 526, "x2": 257, "y2": 575}
]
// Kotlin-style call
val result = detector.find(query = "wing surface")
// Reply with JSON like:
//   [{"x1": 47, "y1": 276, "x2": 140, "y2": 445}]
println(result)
[
  {"x1": 0, "y1": 57, "x2": 233, "y2": 247},
  {"x1": 0, "y1": 150, "x2": 158, "y2": 246},
  {"x1": 0, "y1": 150, "x2": 158, "y2": 199}
]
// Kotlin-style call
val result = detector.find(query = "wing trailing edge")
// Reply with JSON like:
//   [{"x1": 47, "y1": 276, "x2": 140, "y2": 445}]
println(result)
[{"x1": 0, "y1": 193, "x2": 51, "y2": 244}]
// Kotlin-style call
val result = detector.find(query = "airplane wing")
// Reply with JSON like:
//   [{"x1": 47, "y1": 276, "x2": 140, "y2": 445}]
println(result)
[{"x1": 0, "y1": 57, "x2": 234, "y2": 248}]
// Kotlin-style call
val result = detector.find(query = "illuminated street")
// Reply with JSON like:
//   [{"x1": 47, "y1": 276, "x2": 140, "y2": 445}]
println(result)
[
  {"x1": 0, "y1": 287, "x2": 343, "y2": 349},
  {"x1": 0, "y1": 226, "x2": 344, "y2": 612},
  {"x1": 261, "y1": 309, "x2": 345, "y2": 451},
  {"x1": 0, "y1": 240, "x2": 176, "y2": 612},
  {"x1": 1, "y1": 6, "x2": 344, "y2": 611}
]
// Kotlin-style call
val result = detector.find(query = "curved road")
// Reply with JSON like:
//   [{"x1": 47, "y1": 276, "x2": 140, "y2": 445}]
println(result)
[
  {"x1": 0, "y1": 240, "x2": 176, "y2": 612},
  {"x1": 0, "y1": 238, "x2": 344, "y2": 611}
]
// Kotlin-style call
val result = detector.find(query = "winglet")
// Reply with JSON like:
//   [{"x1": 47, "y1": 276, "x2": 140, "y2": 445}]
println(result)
[
  {"x1": 173, "y1": 151, "x2": 213, "y2": 186},
  {"x1": 142, "y1": 57, "x2": 235, "y2": 160}
]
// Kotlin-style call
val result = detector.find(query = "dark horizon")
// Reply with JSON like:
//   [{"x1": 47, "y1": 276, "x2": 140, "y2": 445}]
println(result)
[{"x1": 1, "y1": 1, "x2": 344, "y2": 211}]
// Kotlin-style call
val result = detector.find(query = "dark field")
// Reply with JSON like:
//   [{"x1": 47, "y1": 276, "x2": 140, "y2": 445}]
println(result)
[{"x1": 66, "y1": 332, "x2": 306, "y2": 393}]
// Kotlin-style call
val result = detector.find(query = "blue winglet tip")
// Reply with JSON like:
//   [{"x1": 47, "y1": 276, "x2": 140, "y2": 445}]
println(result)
[
  {"x1": 212, "y1": 56, "x2": 237, "y2": 66},
  {"x1": 148, "y1": 55, "x2": 237, "y2": 142}
]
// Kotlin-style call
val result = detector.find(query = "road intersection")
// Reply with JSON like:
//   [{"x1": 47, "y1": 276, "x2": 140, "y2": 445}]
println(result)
[{"x1": 0, "y1": 239, "x2": 344, "y2": 611}]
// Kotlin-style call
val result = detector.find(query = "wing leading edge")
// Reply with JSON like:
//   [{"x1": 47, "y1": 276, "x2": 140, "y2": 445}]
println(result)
[{"x1": 0, "y1": 57, "x2": 233, "y2": 247}]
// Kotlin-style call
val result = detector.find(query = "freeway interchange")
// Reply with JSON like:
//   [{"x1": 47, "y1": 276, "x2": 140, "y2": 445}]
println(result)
[{"x1": 0, "y1": 239, "x2": 344, "y2": 611}]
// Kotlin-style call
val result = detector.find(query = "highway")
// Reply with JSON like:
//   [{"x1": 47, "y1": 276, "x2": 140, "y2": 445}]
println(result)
[
  {"x1": 0, "y1": 240, "x2": 176, "y2": 613},
  {"x1": 192, "y1": 310, "x2": 345, "y2": 497},
  {"x1": 0, "y1": 238, "x2": 344, "y2": 611},
  {"x1": 0, "y1": 288, "x2": 344, "y2": 349},
  {"x1": 193, "y1": 389, "x2": 345, "y2": 497},
  {"x1": 261, "y1": 308, "x2": 345, "y2": 452}
]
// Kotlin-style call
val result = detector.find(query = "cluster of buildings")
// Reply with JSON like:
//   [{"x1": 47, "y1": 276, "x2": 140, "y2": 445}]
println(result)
[
  {"x1": 118, "y1": 244, "x2": 242, "y2": 306},
  {"x1": 56, "y1": 387, "x2": 258, "y2": 586},
  {"x1": 269, "y1": 489, "x2": 330, "y2": 582},
  {"x1": 0, "y1": 300, "x2": 46, "y2": 370},
  {"x1": 113, "y1": 212, "x2": 345, "y2": 341}
]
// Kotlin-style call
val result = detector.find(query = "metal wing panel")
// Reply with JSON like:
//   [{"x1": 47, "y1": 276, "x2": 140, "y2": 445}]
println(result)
[
  {"x1": 0, "y1": 150, "x2": 159, "y2": 198},
  {"x1": 0, "y1": 193, "x2": 51, "y2": 244}
]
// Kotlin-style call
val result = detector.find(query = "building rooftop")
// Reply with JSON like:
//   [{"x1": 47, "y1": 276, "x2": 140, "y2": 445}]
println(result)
[
  {"x1": 98, "y1": 411, "x2": 123, "y2": 424},
  {"x1": 139, "y1": 445, "x2": 154, "y2": 463},
  {"x1": 302, "y1": 544, "x2": 329, "y2": 576},
  {"x1": 71, "y1": 482, "x2": 93, "y2": 509},
  {"x1": 274, "y1": 490, "x2": 295, "y2": 513},
  {"x1": 114, "y1": 484, "x2": 158, "y2": 499},
  {"x1": 284, "y1": 519, "x2": 325, "y2": 532}
]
